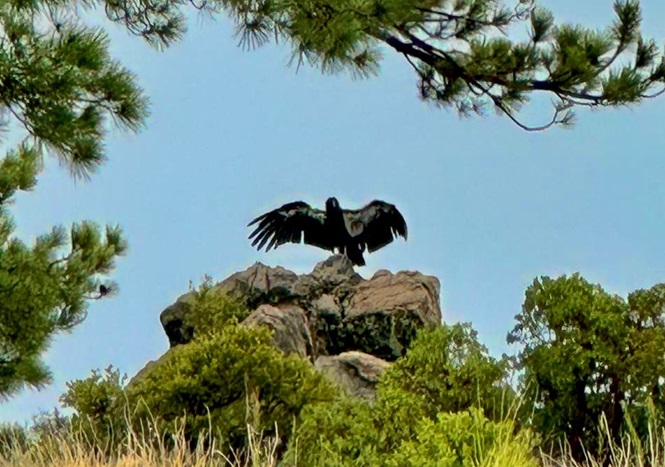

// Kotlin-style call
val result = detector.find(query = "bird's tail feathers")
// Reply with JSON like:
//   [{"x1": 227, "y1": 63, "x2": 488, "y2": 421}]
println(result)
[{"x1": 345, "y1": 243, "x2": 366, "y2": 266}]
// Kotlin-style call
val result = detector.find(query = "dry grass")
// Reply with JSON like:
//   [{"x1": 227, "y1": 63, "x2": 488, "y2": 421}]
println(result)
[
  {"x1": 0, "y1": 417, "x2": 281, "y2": 467},
  {"x1": 2, "y1": 403, "x2": 665, "y2": 466},
  {"x1": 5, "y1": 416, "x2": 665, "y2": 467},
  {"x1": 541, "y1": 409, "x2": 665, "y2": 467}
]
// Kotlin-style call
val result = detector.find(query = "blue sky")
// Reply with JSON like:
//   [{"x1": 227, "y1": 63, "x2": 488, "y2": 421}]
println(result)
[{"x1": 2, "y1": 0, "x2": 665, "y2": 423}]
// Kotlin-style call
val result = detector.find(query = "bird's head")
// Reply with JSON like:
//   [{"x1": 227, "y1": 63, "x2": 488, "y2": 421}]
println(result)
[{"x1": 326, "y1": 197, "x2": 340, "y2": 211}]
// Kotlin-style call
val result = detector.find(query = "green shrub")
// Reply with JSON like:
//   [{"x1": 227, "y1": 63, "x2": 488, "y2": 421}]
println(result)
[
  {"x1": 59, "y1": 366, "x2": 129, "y2": 452},
  {"x1": 289, "y1": 402, "x2": 538, "y2": 467},
  {"x1": 379, "y1": 323, "x2": 516, "y2": 422},
  {"x1": 286, "y1": 323, "x2": 521, "y2": 466},
  {"x1": 128, "y1": 320, "x2": 337, "y2": 451},
  {"x1": 61, "y1": 283, "x2": 338, "y2": 457},
  {"x1": 385, "y1": 408, "x2": 538, "y2": 467},
  {"x1": 286, "y1": 397, "x2": 379, "y2": 466}
]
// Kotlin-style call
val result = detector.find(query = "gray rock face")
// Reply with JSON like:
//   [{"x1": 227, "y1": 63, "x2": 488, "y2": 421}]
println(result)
[
  {"x1": 314, "y1": 351, "x2": 390, "y2": 400},
  {"x1": 213, "y1": 262, "x2": 300, "y2": 307},
  {"x1": 157, "y1": 255, "x2": 442, "y2": 399},
  {"x1": 243, "y1": 304, "x2": 313, "y2": 359},
  {"x1": 310, "y1": 255, "x2": 363, "y2": 291},
  {"x1": 344, "y1": 269, "x2": 442, "y2": 360},
  {"x1": 160, "y1": 295, "x2": 196, "y2": 347}
]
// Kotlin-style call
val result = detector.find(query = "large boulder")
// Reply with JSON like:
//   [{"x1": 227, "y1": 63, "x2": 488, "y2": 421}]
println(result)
[
  {"x1": 160, "y1": 262, "x2": 301, "y2": 347},
  {"x1": 243, "y1": 304, "x2": 313, "y2": 359},
  {"x1": 213, "y1": 262, "x2": 301, "y2": 307},
  {"x1": 160, "y1": 295, "x2": 197, "y2": 347},
  {"x1": 314, "y1": 351, "x2": 390, "y2": 400},
  {"x1": 343, "y1": 269, "x2": 442, "y2": 360},
  {"x1": 156, "y1": 255, "x2": 442, "y2": 398}
]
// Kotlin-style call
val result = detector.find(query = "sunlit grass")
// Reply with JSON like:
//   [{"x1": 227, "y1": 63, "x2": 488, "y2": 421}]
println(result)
[
  {"x1": 2, "y1": 398, "x2": 665, "y2": 466},
  {"x1": 541, "y1": 404, "x2": 665, "y2": 467},
  {"x1": 0, "y1": 415, "x2": 280, "y2": 467}
]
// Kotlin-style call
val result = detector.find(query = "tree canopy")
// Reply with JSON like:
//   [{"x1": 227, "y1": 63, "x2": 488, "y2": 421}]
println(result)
[
  {"x1": 97, "y1": 0, "x2": 664, "y2": 130},
  {"x1": 0, "y1": 0, "x2": 148, "y2": 398},
  {"x1": 508, "y1": 274, "x2": 665, "y2": 460}
]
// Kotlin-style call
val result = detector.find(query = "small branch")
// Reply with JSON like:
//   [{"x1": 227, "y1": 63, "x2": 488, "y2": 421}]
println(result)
[
  {"x1": 529, "y1": 80, "x2": 605, "y2": 103},
  {"x1": 643, "y1": 86, "x2": 665, "y2": 99},
  {"x1": 488, "y1": 93, "x2": 565, "y2": 132},
  {"x1": 416, "y1": 7, "x2": 497, "y2": 28},
  {"x1": 48, "y1": 248, "x2": 79, "y2": 270}
]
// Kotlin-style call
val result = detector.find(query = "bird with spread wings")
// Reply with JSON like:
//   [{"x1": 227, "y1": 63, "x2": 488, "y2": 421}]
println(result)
[{"x1": 247, "y1": 197, "x2": 407, "y2": 266}]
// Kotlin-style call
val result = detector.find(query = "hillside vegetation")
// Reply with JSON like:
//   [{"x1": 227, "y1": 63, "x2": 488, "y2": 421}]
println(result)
[{"x1": 3, "y1": 273, "x2": 665, "y2": 466}]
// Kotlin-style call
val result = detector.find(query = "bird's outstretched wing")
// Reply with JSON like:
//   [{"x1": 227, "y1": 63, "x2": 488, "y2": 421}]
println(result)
[
  {"x1": 248, "y1": 201, "x2": 333, "y2": 252},
  {"x1": 343, "y1": 200, "x2": 408, "y2": 252}
]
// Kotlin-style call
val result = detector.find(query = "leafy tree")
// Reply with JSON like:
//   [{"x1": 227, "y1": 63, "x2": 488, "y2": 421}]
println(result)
[
  {"x1": 508, "y1": 274, "x2": 665, "y2": 461},
  {"x1": 98, "y1": 0, "x2": 663, "y2": 130},
  {"x1": 0, "y1": 0, "x2": 148, "y2": 398}
]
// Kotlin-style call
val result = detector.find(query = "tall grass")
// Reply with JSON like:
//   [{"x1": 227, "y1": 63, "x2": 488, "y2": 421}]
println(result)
[
  {"x1": 2, "y1": 401, "x2": 665, "y2": 466},
  {"x1": 541, "y1": 403, "x2": 665, "y2": 467},
  {"x1": 0, "y1": 415, "x2": 281, "y2": 467}
]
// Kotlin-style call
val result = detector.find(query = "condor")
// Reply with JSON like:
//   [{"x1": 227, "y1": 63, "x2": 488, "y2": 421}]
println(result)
[{"x1": 248, "y1": 197, "x2": 408, "y2": 266}]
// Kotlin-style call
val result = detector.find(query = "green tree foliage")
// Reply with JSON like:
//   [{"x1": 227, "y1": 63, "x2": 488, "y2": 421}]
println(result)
[
  {"x1": 128, "y1": 321, "x2": 337, "y2": 450},
  {"x1": 0, "y1": 0, "x2": 148, "y2": 398},
  {"x1": 0, "y1": 147, "x2": 129, "y2": 399},
  {"x1": 59, "y1": 366, "x2": 128, "y2": 451},
  {"x1": 508, "y1": 274, "x2": 665, "y2": 460},
  {"x1": 286, "y1": 323, "x2": 518, "y2": 465},
  {"x1": 98, "y1": 0, "x2": 664, "y2": 130},
  {"x1": 379, "y1": 323, "x2": 515, "y2": 422},
  {"x1": 1, "y1": 0, "x2": 148, "y2": 175},
  {"x1": 183, "y1": 275, "x2": 253, "y2": 339},
  {"x1": 61, "y1": 288, "x2": 338, "y2": 456}
]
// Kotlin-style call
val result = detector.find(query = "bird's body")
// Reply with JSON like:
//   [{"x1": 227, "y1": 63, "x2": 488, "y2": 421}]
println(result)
[{"x1": 247, "y1": 197, "x2": 407, "y2": 266}]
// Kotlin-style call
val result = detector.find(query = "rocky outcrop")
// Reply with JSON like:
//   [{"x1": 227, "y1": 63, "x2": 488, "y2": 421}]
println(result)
[
  {"x1": 158, "y1": 255, "x2": 441, "y2": 398},
  {"x1": 342, "y1": 269, "x2": 441, "y2": 360},
  {"x1": 214, "y1": 263, "x2": 302, "y2": 307},
  {"x1": 160, "y1": 295, "x2": 196, "y2": 347}
]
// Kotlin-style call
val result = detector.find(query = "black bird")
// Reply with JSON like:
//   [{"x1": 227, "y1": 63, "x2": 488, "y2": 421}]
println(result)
[{"x1": 247, "y1": 197, "x2": 408, "y2": 266}]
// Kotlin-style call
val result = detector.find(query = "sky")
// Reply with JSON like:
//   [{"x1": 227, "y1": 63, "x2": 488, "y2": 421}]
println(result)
[{"x1": 2, "y1": 0, "x2": 665, "y2": 424}]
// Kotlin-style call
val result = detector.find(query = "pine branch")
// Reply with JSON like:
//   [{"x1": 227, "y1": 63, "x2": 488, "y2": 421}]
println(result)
[{"x1": 94, "y1": 0, "x2": 665, "y2": 131}]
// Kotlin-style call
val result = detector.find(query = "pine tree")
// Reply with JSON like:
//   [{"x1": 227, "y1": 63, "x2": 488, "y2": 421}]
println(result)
[
  {"x1": 102, "y1": 0, "x2": 664, "y2": 130},
  {"x1": 0, "y1": 0, "x2": 148, "y2": 398}
]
